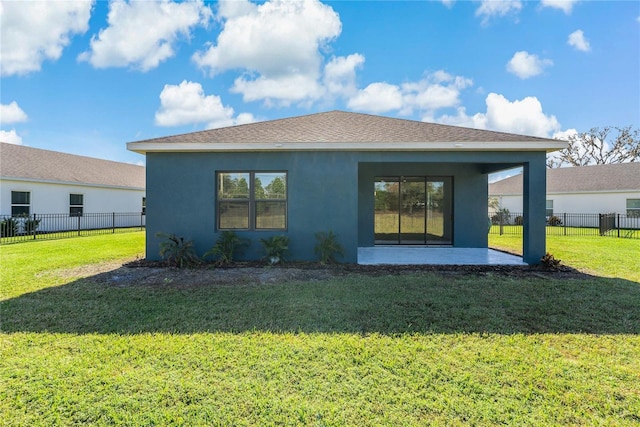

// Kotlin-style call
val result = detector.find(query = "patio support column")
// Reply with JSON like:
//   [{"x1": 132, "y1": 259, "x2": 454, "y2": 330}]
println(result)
[{"x1": 522, "y1": 157, "x2": 546, "y2": 264}]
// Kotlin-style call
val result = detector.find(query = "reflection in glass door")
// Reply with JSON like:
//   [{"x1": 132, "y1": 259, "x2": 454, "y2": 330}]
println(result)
[
  {"x1": 374, "y1": 176, "x2": 452, "y2": 245},
  {"x1": 374, "y1": 177, "x2": 400, "y2": 244},
  {"x1": 400, "y1": 177, "x2": 426, "y2": 244}
]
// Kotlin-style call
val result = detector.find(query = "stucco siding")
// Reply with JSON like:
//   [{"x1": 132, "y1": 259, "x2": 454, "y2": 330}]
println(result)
[
  {"x1": 145, "y1": 150, "x2": 547, "y2": 263},
  {"x1": 146, "y1": 151, "x2": 360, "y2": 262}
]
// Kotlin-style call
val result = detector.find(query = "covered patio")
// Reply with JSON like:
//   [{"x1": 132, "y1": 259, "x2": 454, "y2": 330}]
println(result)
[{"x1": 358, "y1": 247, "x2": 525, "y2": 265}]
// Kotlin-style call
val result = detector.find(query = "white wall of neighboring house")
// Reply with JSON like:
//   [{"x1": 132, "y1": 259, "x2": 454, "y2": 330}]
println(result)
[
  {"x1": 1, "y1": 178, "x2": 145, "y2": 232},
  {"x1": 493, "y1": 190, "x2": 640, "y2": 228},
  {"x1": 494, "y1": 191, "x2": 639, "y2": 215}
]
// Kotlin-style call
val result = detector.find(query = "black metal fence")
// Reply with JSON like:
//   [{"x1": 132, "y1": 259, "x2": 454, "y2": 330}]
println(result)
[
  {"x1": 0, "y1": 212, "x2": 145, "y2": 244},
  {"x1": 489, "y1": 212, "x2": 640, "y2": 239}
]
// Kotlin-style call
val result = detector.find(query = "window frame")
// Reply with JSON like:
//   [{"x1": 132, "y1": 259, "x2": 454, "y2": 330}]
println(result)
[
  {"x1": 217, "y1": 171, "x2": 288, "y2": 231},
  {"x1": 69, "y1": 193, "x2": 84, "y2": 217},
  {"x1": 11, "y1": 191, "x2": 30, "y2": 217},
  {"x1": 626, "y1": 198, "x2": 640, "y2": 218}
]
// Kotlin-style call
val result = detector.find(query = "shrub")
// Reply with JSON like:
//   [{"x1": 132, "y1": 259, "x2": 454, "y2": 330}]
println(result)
[
  {"x1": 547, "y1": 216, "x2": 563, "y2": 226},
  {"x1": 24, "y1": 217, "x2": 41, "y2": 234},
  {"x1": 156, "y1": 232, "x2": 200, "y2": 268},
  {"x1": 491, "y1": 208, "x2": 511, "y2": 225},
  {"x1": 260, "y1": 235, "x2": 289, "y2": 265},
  {"x1": 204, "y1": 231, "x2": 249, "y2": 266},
  {"x1": 541, "y1": 252, "x2": 562, "y2": 270},
  {"x1": 314, "y1": 230, "x2": 344, "y2": 264},
  {"x1": 1, "y1": 217, "x2": 17, "y2": 237},
  {"x1": 514, "y1": 216, "x2": 523, "y2": 226}
]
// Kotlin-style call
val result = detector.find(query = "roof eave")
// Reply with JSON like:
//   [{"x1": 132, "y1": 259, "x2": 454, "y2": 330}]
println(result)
[{"x1": 127, "y1": 140, "x2": 568, "y2": 155}]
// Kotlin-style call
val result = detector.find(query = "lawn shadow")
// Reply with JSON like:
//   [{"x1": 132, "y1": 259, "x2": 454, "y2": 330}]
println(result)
[{"x1": 2, "y1": 266, "x2": 639, "y2": 335}]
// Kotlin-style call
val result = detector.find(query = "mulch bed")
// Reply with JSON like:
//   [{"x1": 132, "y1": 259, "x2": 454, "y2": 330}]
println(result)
[{"x1": 123, "y1": 258, "x2": 592, "y2": 280}]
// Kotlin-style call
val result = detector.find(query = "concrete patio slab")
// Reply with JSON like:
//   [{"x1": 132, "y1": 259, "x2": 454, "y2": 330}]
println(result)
[{"x1": 357, "y1": 247, "x2": 526, "y2": 266}]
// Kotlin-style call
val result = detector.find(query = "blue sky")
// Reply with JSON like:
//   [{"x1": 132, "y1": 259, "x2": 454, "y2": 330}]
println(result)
[{"x1": 1, "y1": 0, "x2": 639, "y2": 166}]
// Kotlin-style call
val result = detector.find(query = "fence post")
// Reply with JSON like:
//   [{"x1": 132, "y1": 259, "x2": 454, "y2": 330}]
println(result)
[
  {"x1": 112, "y1": 212, "x2": 116, "y2": 234},
  {"x1": 32, "y1": 213, "x2": 36, "y2": 240},
  {"x1": 499, "y1": 212, "x2": 504, "y2": 235},
  {"x1": 563, "y1": 213, "x2": 567, "y2": 236},
  {"x1": 140, "y1": 212, "x2": 144, "y2": 230},
  {"x1": 617, "y1": 214, "x2": 620, "y2": 238},
  {"x1": 77, "y1": 214, "x2": 81, "y2": 236}
]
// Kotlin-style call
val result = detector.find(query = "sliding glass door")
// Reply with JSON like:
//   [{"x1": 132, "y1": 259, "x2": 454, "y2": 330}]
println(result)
[{"x1": 374, "y1": 176, "x2": 452, "y2": 245}]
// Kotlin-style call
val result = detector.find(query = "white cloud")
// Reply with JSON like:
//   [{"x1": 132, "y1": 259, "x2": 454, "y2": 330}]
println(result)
[
  {"x1": 0, "y1": 1, "x2": 92, "y2": 76},
  {"x1": 347, "y1": 82, "x2": 404, "y2": 113},
  {"x1": 79, "y1": 0, "x2": 212, "y2": 71},
  {"x1": 155, "y1": 80, "x2": 255, "y2": 129},
  {"x1": 216, "y1": 0, "x2": 257, "y2": 19},
  {"x1": 324, "y1": 54, "x2": 365, "y2": 97},
  {"x1": 475, "y1": 0, "x2": 522, "y2": 25},
  {"x1": 0, "y1": 130, "x2": 23, "y2": 145},
  {"x1": 401, "y1": 71, "x2": 473, "y2": 113},
  {"x1": 232, "y1": 74, "x2": 325, "y2": 107},
  {"x1": 540, "y1": 0, "x2": 578, "y2": 14},
  {"x1": 0, "y1": 102, "x2": 28, "y2": 125},
  {"x1": 567, "y1": 29, "x2": 591, "y2": 52},
  {"x1": 441, "y1": 0, "x2": 455, "y2": 8},
  {"x1": 193, "y1": 0, "x2": 342, "y2": 105},
  {"x1": 437, "y1": 93, "x2": 561, "y2": 138},
  {"x1": 347, "y1": 70, "x2": 473, "y2": 115},
  {"x1": 552, "y1": 128, "x2": 578, "y2": 141},
  {"x1": 506, "y1": 51, "x2": 553, "y2": 79}
]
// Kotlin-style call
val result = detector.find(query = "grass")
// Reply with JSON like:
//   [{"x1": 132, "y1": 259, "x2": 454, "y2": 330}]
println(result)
[
  {"x1": 2, "y1": 232, "x2": 640, "y2": 425},
  {"x1": 0, "y1": 232, "x2": 145, "y2": 299},
  {"x1": 489, "y1": 233, "x2": 640, "y2": 282}
]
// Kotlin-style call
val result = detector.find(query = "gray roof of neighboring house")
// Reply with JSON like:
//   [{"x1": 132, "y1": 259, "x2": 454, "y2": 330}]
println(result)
[
  {"x1": 489, "y1": 162, "x2": 640, "y2": 195},
  {"x1": 130, "y1": 110, "x2": 559, "y2": 145},
  {"x1": 0, "y1": 142, "x2": 145, "y2": 189}
]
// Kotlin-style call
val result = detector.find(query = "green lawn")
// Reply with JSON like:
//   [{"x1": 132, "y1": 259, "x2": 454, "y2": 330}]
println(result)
[
  {"x1": 489, "y1": 233, "x2": 640, "y2": 282},
  {"x1": 2, "y1": 233, "x2": 640, "y2": 425}
]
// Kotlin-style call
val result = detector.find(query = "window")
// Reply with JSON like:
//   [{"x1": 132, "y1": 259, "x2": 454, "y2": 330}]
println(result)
[
  {"x1": 217, "y1": 172, "x2": 287, "y2": 230},
  {"x1": 142, "y1": 197, "x2": 146, "y2": 215},
  {"x1": 11, "y1": 191, "x2": 30, "y2": 217},
  {"x1": 545, "y1": 200, "x2": 554, "y2": 217},
  {"x1": 70, "y1": 193, "x2": 83, "y2": 217},
  {"x1": 627, "y1": 199, "x2": 640, "y2": 218}
]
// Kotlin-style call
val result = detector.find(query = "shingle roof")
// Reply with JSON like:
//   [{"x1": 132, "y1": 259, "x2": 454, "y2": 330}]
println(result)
[
  {"x1": 0, "y1": 142, "x2": 145, "y2": 189},
  {"x1": 131, "y1": 110, "x2": 559, "y2": 145},
  {"x1": 489, "y1": 163, "x2": 640, "y2": 194}
]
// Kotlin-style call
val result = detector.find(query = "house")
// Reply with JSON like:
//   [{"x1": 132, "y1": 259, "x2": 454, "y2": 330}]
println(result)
[
  {"x1": 1, "y1": 142, "x2": 145, "y2": 231},
  {"x1": 127, "y1": 111, "x2": 565, "y2": 264},
  {"x1": 489, "y1": 163, "x2": 640, "y2": 227}
]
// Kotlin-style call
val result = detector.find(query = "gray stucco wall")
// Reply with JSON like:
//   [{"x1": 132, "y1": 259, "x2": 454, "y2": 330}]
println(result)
[{"x1": 145, "y1": 150, "x2": 547, "y2": 264}]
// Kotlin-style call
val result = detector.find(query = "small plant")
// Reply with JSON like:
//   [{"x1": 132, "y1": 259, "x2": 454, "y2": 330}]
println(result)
[
  {"x1": 156, "y1": 232, "x2": 200, "y2": 268},
  {"x1": 260, "y1": 235, "x2": 289, "y2": 265},
  {"x1": 314, "y1": 230, "x2": 344, "y2": 264},
  {"x1": 1, "y1": 217, "x2": 17, "y2": 237},
  {"x1": 540, "y1": 252, "x2": 562, "y2": 270},
  {"x1": 204, "y1": 231, "x2": 249, "y2": 266},
  {"x1": 24, "y1": 216, "x2": 41, "y2": 234},
  {"x1": 547, "y1": 215, "x2": 563, "y2": 226},
  {"x1": 491, "y1": 208, "x2": 511, "y2": 225}
]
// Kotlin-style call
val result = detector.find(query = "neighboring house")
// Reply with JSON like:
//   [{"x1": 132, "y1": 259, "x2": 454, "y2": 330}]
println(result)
[
  {"x1": 1, "y1": 142, "x2": 145, "y2": 231},
  {"x1": 128, "y1": 111, "x2": 564, "y2": 264},
  {"x1": 489, "y1": 163, "x2": 640, "y2": 227}
]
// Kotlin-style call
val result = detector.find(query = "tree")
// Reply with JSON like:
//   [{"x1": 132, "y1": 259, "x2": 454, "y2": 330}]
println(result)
[
  {"x1": 547, "y1": 126, "x2": 640, "y2": 168},
  {"x1": 265, "y1": 176, "x2": 286, "y2": 199}
]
